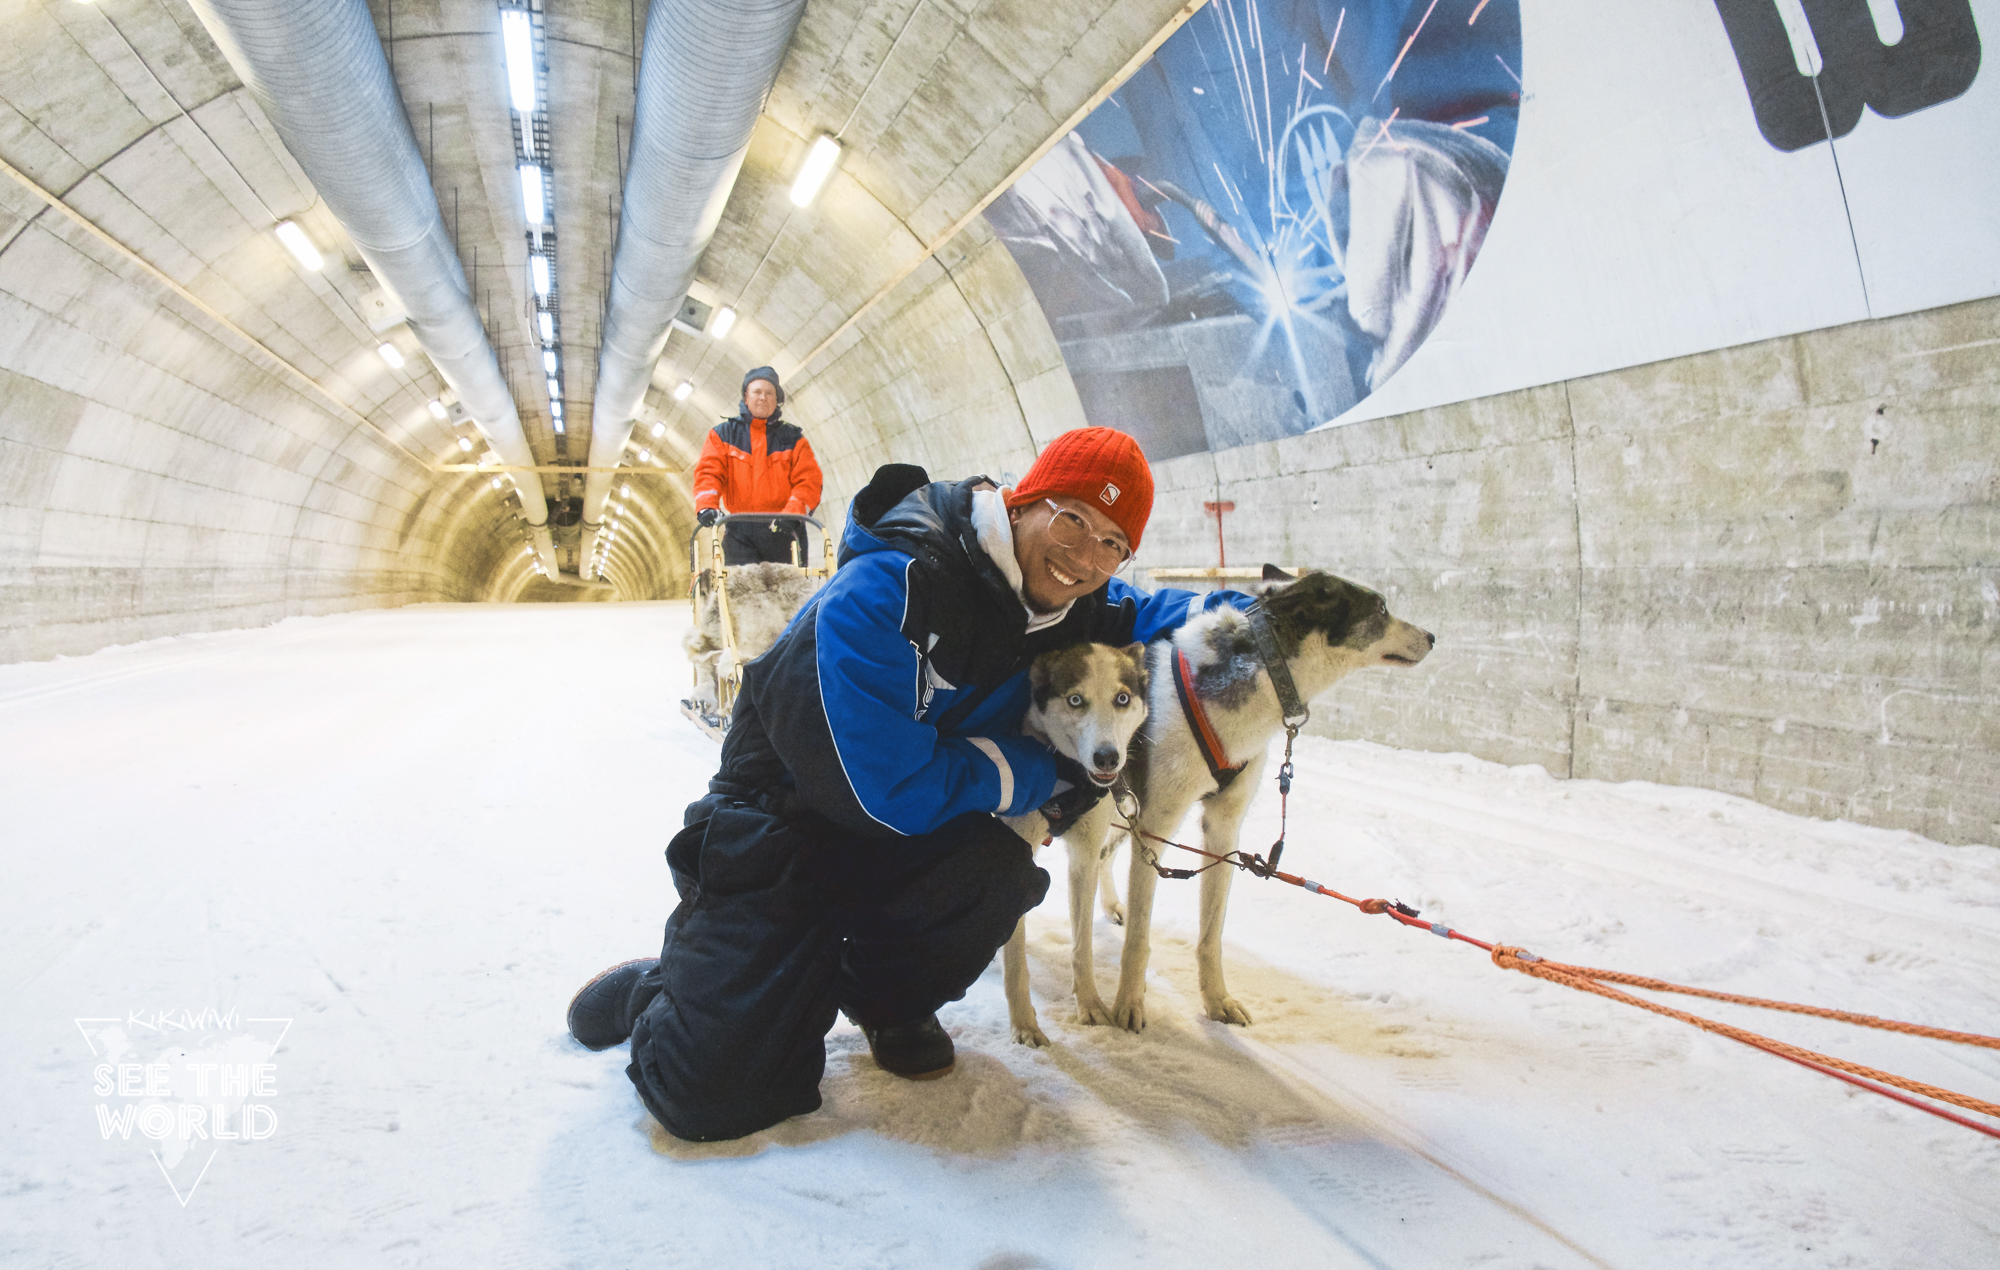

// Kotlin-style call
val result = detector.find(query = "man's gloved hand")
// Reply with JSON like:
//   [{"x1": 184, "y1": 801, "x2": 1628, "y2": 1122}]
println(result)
[
  {"x1": 696, "y1": 507, "x2": 721, "y2": 528},
  {"x1": 1039, "y1": 752, "x2": 1111, "y2": 834}
]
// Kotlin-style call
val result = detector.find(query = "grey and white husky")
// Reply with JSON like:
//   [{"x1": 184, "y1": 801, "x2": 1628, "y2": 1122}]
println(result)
[
  {"x1": 1107, "y1": 566, "x2": 1434, "y2": 1031},
  {"x1": 999, "y1": 641, "x2": 1150, "y2": 1047}
]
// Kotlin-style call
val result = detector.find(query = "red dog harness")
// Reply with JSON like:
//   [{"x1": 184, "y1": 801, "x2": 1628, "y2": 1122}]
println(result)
[{"x1": 1173, "y1": 646, "x2": 1245, "y2": 792}]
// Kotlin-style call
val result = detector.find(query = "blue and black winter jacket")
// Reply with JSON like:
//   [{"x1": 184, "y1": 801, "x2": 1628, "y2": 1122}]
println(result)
[{"x1": 713, "y1": 469, "x2": 1249, "y2": 838}]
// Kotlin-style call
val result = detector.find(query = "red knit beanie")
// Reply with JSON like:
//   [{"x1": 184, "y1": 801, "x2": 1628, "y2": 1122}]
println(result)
[{"x1": 1004, "y1": 427, "x2": 1154, "y2": 551}]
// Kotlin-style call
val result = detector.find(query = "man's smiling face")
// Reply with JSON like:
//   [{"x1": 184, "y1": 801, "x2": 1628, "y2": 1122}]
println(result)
[{"x1": 1009, "y1": 494, "x2": 1130, "y2": 614}]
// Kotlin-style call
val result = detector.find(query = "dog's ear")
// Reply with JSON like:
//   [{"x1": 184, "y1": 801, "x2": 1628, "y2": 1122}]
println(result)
[
  {"x1": 1261, "y1": 563, "x2": 1293, "y2": 582},
  {"x1": 1029, "y1": 655, "x2": 1054, "y2": 692},
  {"x1": 1116, "y1": 641, "x2": 1149, "y2": 695}
]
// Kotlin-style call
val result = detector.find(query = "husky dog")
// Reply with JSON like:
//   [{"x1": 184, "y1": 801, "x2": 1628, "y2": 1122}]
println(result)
[
  {"x1": 684, "y1": 562, "x2": 818, "y2": 709},
  {"x1": 998, "y1": 642, "x2": 1149, "y2": 1047},
  {"x1": 1108, "y1": 567, "x2": 1433, "y2": 1031}
]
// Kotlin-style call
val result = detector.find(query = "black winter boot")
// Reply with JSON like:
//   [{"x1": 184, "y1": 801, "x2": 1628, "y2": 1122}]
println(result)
[
  {"x1": 567, "y1": 958, "x2": 659, "y2": 1050},
  {"x1": 859, "y1": 1013, "x2": 955, "y2": 1080}
]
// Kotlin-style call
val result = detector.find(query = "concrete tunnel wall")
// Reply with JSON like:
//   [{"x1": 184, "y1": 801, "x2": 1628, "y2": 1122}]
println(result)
[{"x1": 0, "y1": 0, "x2": 1991, "y2": 845}]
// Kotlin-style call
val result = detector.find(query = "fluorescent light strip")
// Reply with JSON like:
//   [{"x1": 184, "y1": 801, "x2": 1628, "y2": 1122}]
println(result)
[
  {"x1": 274, "y1": 220, "x2": 323, "y2": 271},
  {"x1": 500, "y1": 9, "x2": 536, "y2": 113},
  {"x1": 519, "y1": 164, "x2": 545, "y2": 225},
  {"x1": 789, "y1": 135, "x2": 843, "y2": 207}
]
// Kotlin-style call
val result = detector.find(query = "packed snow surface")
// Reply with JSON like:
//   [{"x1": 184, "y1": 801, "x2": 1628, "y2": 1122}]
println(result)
[{"x1": 2, "y1": 602, "x2": 1996, "y2": 1268}]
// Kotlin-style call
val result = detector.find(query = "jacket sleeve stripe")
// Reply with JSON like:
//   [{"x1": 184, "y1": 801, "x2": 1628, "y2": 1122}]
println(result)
[
  {"x1": 967, "y1": 737, "x2": 1013, "y2": 812},
  {"x1": 813, "y1": 584, "x2": 900, "y2": 834}
]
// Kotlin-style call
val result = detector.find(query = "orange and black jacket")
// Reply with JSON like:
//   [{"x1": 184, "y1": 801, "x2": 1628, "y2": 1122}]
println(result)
[{"x1": 690, "y1": 412, "x2": 823, "y2": 517}]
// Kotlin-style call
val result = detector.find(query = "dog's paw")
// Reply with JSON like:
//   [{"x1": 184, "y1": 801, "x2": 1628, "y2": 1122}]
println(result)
[
  {"x1": 1111, "y1": 997, "x2": 1147, "y2": 1032},
  {"x1": 1012, "y1": 1022, "x2": 1051, "y2": 1048},
  {"x1": 1205, "y1": 996, "x2": 1252, "y2": 1026},
  {"x1": 1102, "y1": 900, "x2": 1125, "y2": 926},
  {"x1": 1074, "y1": 997, "x2": 1115, "y2": 1028}
]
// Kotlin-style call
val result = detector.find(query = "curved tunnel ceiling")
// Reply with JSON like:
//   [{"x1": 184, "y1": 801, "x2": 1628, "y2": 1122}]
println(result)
[{"x1": 0, "y1": 0, "x2": 1187, "y2": 653}]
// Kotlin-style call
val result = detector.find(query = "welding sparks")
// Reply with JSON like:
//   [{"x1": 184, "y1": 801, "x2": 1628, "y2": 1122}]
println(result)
[
  {"x1": 1375, "y1": 0, "x2": 1440, "y2": 101},
  {"x1": 1469, "y1": 0, "x2": 1492, "y2": 23},
  {"x1": 1494, "y1": 52, "x2": 1525, "y2": 90},
  {"x1": 1354, "y1": 107, "x2": 1399, "y2": 164},
  {"x1": 1322, "y1": 7, "x2": 1344, "y2": 74},
  {"x1": 1451, "y1": 115, "x2": 1490, "y2": 130}
]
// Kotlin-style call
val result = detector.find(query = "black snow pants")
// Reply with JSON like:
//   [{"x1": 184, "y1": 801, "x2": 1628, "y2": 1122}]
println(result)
[
  {"x1": 623, "y1": 788, "x2": 1049, "y2": 1142},
  {"x1": 721, "y1": 518, "x2": 809, "y2": 566}
]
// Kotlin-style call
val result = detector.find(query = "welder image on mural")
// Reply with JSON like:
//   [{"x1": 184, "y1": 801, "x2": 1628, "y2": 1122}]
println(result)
[{"x1": 986, "y1": 0, "x2": 1521, "y2": 458}]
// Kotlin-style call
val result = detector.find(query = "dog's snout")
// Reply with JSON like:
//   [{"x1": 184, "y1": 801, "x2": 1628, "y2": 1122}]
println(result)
[{"x1": 1091, "y1": 744, "x2": 1120, "y2": 772}]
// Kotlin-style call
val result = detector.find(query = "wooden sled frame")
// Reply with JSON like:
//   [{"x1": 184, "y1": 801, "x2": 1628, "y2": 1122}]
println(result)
[{"x1": 680, "y1": 511, "x2": 834, "y2": 741}]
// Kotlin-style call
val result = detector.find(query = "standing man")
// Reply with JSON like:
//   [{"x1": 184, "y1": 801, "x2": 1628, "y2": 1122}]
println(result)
[
  {"x1": 691, "y1": 367, "x2": 824, "y2": 565},
  {"x1": 567, "y1": 428, "x2": 1252, "y2": 1142}
]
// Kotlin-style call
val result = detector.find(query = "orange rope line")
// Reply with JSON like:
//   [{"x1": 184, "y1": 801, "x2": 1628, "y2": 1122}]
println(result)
[
  {"x1": 1522, "y1": 957, "x2": 2000, "y2": 1050},
  {"x1": 1125, "y1": 823, "x2": 2000, "y2": 1135},
  {"x1": 1493, "y1": 948, "x2": 2000, "y2": 1122}
]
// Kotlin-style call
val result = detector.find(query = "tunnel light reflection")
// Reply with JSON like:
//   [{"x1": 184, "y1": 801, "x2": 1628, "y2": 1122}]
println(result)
[{"x1": 377, "y1": 342, "x2": 405, "y2": 369}]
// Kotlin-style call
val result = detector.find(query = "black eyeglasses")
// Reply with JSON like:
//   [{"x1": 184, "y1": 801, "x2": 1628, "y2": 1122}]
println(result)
[{"x1": 1044, "y1": 500, "x2": 1132, "y2": 574}]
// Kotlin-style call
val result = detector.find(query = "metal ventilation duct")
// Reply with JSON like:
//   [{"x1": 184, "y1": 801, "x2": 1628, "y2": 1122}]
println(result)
[
  {"x1": 580, "y1": 0, "x2": 808, "y2": 576},
  {"x1": 186, "y1": 0, "x2": 559, "y2": 578}
]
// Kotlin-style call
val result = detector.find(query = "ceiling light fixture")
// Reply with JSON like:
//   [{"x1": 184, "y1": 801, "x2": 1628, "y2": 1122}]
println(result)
[
  {"x1": 538, "y1": 312, "x2": 554, "y2": 341},
  {"x1": 500, "y1": 8, "x2": 536, "y2": 113},
  {"x1": 427, "y1": 399, "x2": 448, "y2": 420},
  {"x1": 672, "y1": 381, "x2": 693, "y2": 401},
  {"x1": 650, "y1": 422, "x2": 665, "y2": 438},
  {"x1": 789, "y1": 135, "x2": 843, "y2": 208},
  {"x1": 458, "y1": 436, "x2": 474, "y2": 451},
  {"x1": 637, "y1": 448, "x2": 651, "y2": 463},
  {"x1": 550, "y1": 399, "x2": 563, "y2": 417},
  {"x1": 274, "y1": 221, "x2": 324, "y2": 271},
  {"x1": 542, "y1": 350, "x2": 557, "y2": 374},
  {"x1": 621, "y1": 484, "x2": 632, "y2": 497},
  {"x1": 529, "y1": 255, "x2": 550, "y2": 296},
  {"x1": 377, "y1": 342, "x2": 405, "y2": 369},
  {"x1": 491, "y1": 477, "x2": 503, "y2": 489},
  {"x1": 710, "y1": 307, "x2": 736, "y2": 340},
  {"x1": 518, "y1": 163, "x2": 546, "y2": 225}
]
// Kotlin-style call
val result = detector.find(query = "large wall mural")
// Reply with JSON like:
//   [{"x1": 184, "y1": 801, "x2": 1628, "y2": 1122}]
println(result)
[
  {"x1": 987, "y1": 0, "x2": 1522, "y2": 459},
  {"x1": 988, "y1": 0, "x2": 1994, "y2": 457}
]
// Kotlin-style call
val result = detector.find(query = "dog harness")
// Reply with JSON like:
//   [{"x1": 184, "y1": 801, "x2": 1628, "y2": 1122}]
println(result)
[
  {"x1": 1173, "y1": 645, "x2": 1245, "y2": 792},
  {"x1": 1158, "y1": 605, "x2": 1313, "y2": 876}
]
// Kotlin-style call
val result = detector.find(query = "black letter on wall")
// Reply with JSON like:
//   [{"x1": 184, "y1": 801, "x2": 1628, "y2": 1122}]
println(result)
[{"x1": 1714, "y1": 0, "x2": 1982, "y2": 151}]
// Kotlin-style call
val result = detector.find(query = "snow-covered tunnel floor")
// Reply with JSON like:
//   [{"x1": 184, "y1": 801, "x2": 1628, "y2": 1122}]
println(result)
[{"x1": 3, "y1": 602, "x2": 1996, "y2": 1268}]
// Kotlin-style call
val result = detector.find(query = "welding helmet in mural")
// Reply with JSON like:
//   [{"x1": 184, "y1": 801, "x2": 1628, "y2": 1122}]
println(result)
[{"x1": 986, "y1": 0, "x2": 1521, "y2": 459}]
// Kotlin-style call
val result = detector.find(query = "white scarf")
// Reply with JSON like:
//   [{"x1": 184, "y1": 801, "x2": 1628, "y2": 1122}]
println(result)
[{"x1": 971, "y1": 487, "x2": 1074, "y2": 634}]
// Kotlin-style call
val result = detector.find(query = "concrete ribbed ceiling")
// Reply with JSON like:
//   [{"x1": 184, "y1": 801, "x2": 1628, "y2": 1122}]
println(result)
[{"x1": 0, "y1": 0, "x2": 1181, "y2": 648}]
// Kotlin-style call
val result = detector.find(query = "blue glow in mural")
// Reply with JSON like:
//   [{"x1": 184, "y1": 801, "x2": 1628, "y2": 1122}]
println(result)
[{"x1": 987, "y1": 0, "x2": 1522, "y2": 458}]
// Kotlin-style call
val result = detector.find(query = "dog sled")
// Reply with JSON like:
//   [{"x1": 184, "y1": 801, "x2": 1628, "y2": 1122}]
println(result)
[{"x1": 679, "y1": 512, "x2": 833, "y2": 742}]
